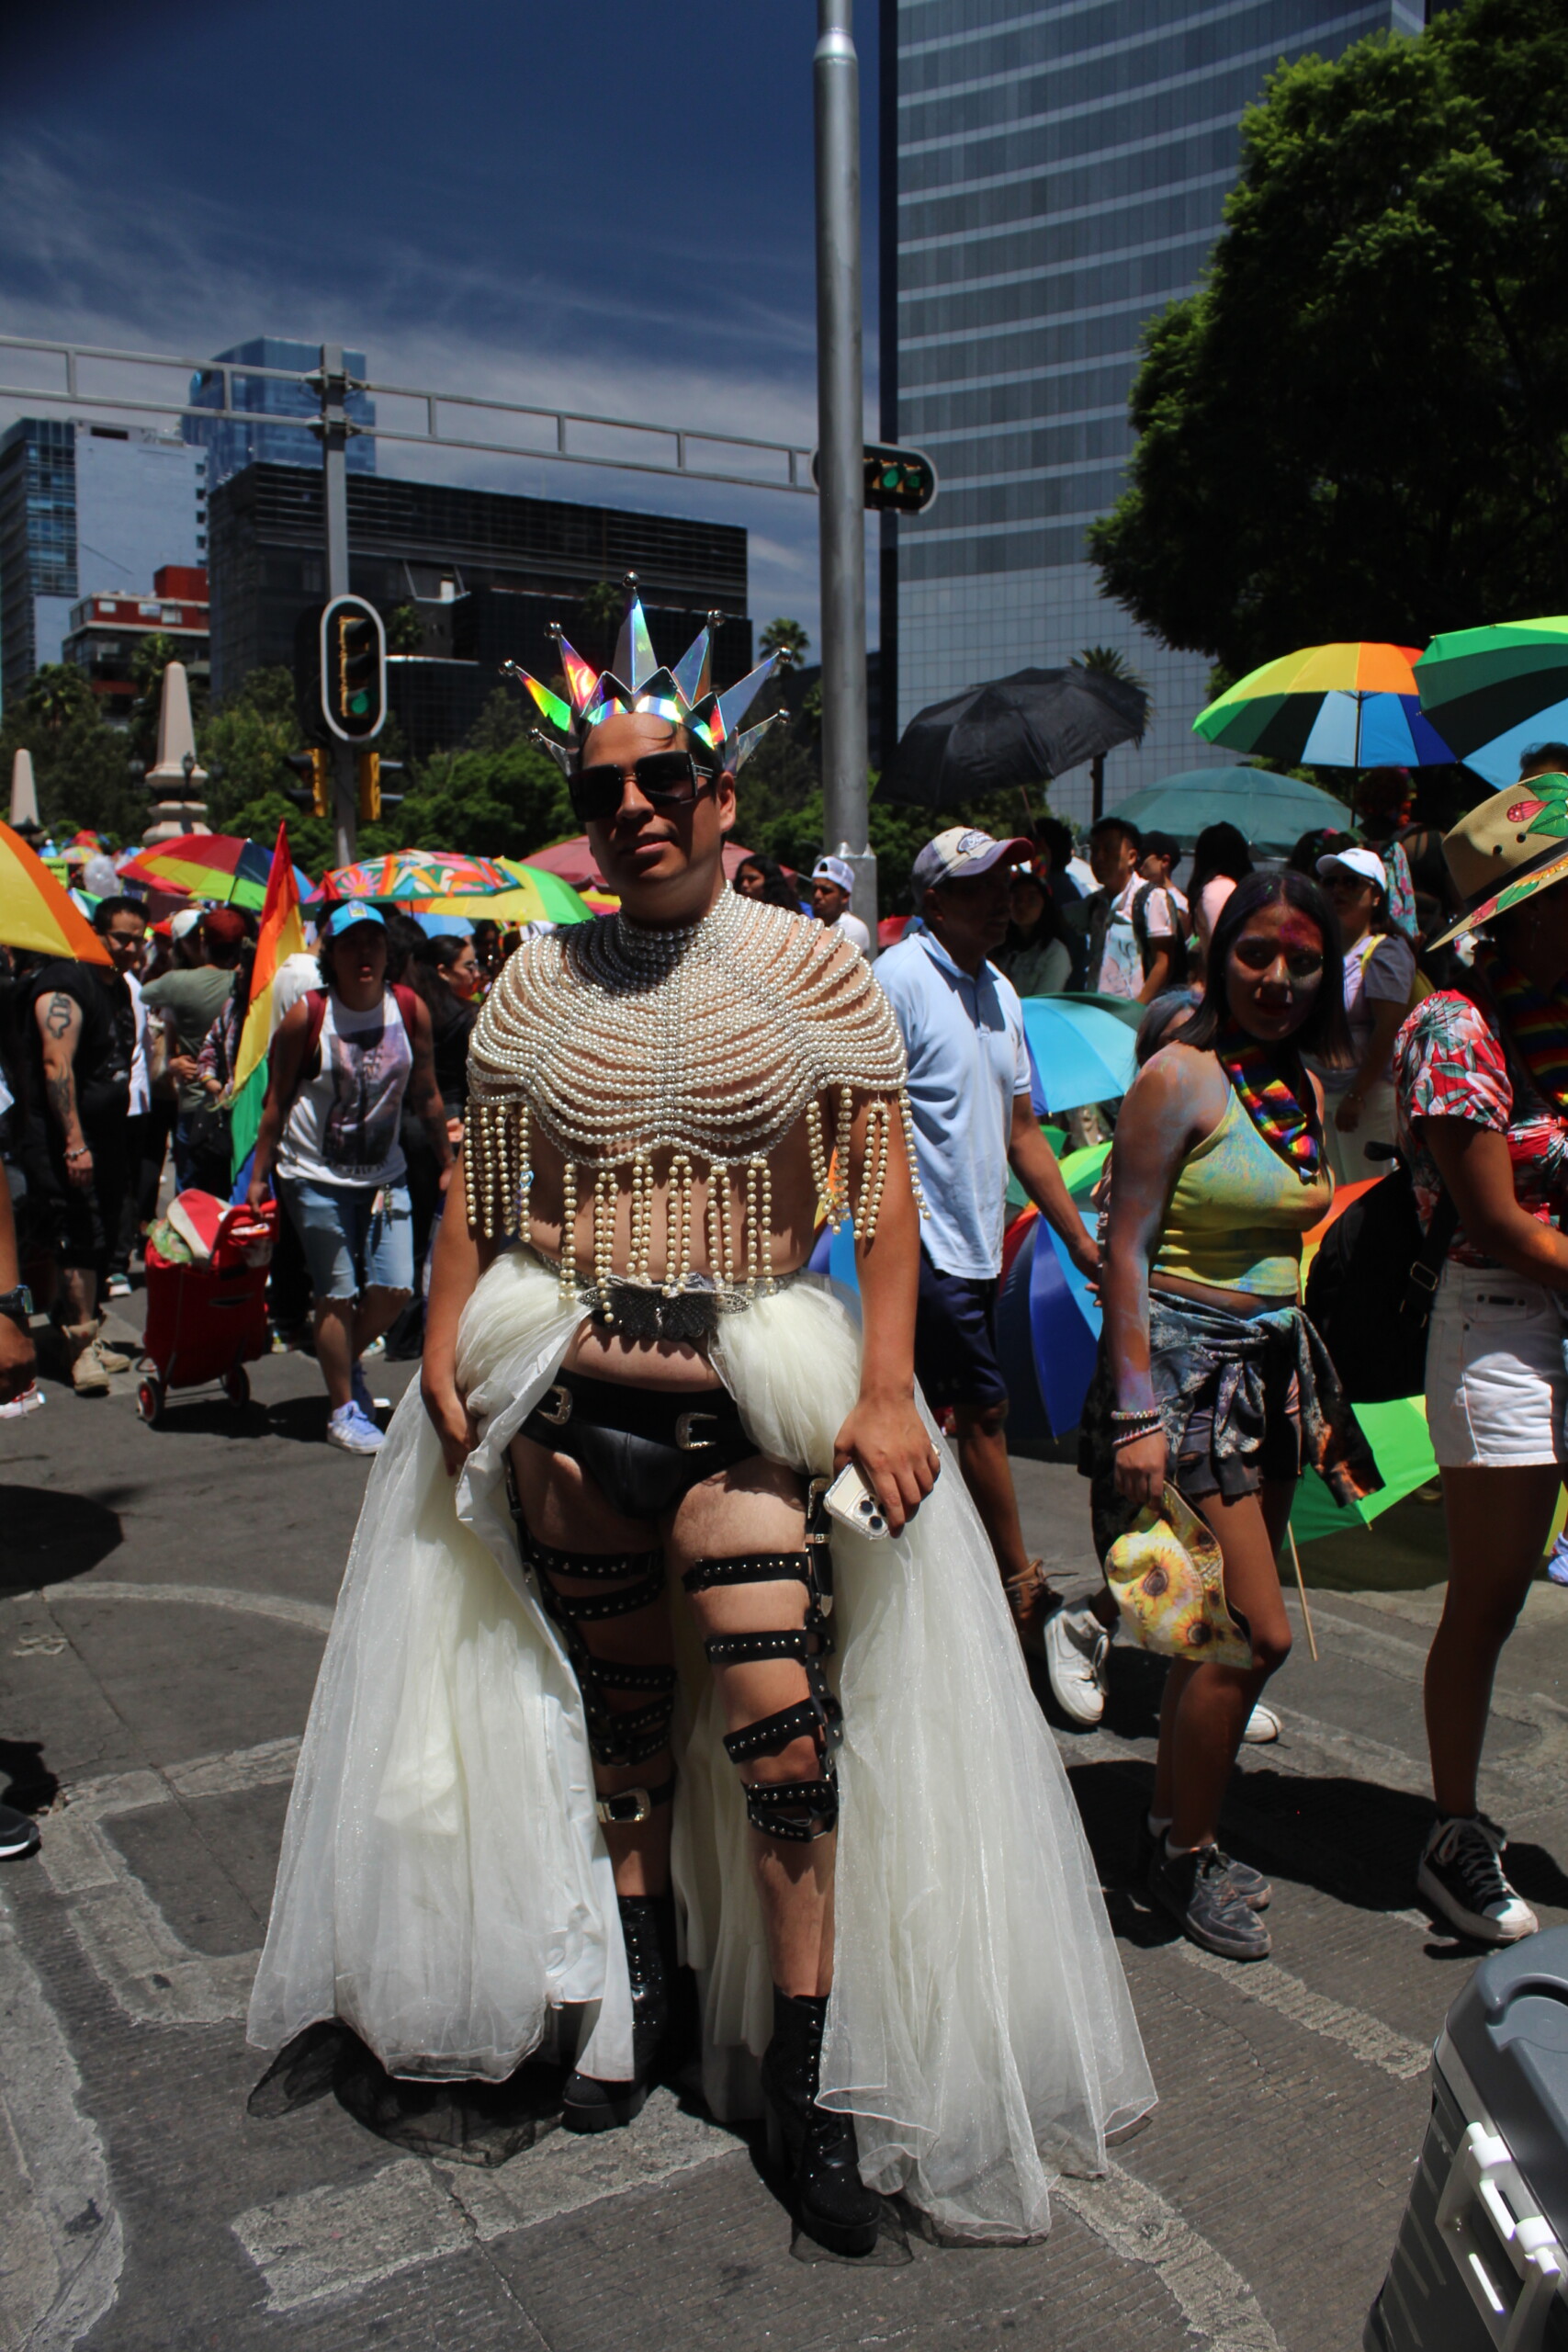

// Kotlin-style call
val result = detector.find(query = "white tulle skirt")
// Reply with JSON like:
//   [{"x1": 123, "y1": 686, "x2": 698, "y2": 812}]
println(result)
[{"x1": 248, "y1": 1248, "x2": 1155, "y2": 2240}]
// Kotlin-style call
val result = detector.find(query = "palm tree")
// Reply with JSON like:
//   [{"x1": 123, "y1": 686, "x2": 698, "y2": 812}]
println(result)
[
  {"x1": 1078, "y1": 645, "x2": 1151, "y2": 821},
  {"x1": 761, "y1": 617, "x2": 810, "y2": 673}
]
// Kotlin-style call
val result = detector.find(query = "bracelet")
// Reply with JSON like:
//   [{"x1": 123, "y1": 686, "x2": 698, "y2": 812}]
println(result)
[
  {"x1": 1111, "y1": 1422, "x2": 1163, "y2": 1451},
  {"x1": 64, "y1": 1145, "x2": 90, "y2": 1162},
  {"x1": 1110, "y1": 1405, "x2": 1160, "y2": 1426}
]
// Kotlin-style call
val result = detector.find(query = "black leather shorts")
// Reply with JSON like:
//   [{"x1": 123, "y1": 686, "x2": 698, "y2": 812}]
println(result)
[{"x1": 519, "y1": 1370, "x2": 760, "y2": 1519}]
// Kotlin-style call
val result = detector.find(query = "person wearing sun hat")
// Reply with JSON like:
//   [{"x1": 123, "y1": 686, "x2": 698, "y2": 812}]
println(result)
[{"x1": 1393, "y1": 773, "x2": 1568, "y2": 1948}]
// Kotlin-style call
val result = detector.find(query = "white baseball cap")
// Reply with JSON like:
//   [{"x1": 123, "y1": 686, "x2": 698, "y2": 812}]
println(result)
[
  {"x1": 910, "y1": 825, "x2": 1032, "y2": 899},
  {"x1": 169, "y1": 908, "x2": 202, "y2": 940},
  {"x1": 812, "y1": 855, "x2": 856, "y2": 895},
  {"x1": 1316, "y1": 844, "x2": 1387, "y2": 894}
]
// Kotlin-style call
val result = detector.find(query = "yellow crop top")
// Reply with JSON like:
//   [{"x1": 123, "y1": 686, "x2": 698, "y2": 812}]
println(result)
[{"x1": 1153, "y1": 1086, "x2": 1334, "y2": 1297}]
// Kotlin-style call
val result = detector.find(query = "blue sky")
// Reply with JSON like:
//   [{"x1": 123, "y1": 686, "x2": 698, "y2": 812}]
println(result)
[{"x1": 0, "y1": 0, "x2": 882, "y2": 650}]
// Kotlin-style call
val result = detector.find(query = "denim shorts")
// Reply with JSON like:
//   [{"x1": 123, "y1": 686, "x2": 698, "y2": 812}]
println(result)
[
  {"x1": 278, "y1": 1177, "x2": 414, "y2": 1304},
  {"x1": 1425, "y1": 1261, "x2": 1568, "y2": 1469}
]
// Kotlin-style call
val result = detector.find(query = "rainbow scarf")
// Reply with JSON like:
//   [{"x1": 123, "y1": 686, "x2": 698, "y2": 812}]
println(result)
[
  {"x1": 1473, "y1": 939, "x2": 1568, "y2": 1113},
  {"x1": 1215, "y1": 1026, "x2": 1321, "y2": 1183}
]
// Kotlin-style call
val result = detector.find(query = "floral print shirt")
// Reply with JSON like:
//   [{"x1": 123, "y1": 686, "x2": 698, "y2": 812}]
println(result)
[{"x1": 1394, "y1": 985, "x2": 1568, "y2": 1267}]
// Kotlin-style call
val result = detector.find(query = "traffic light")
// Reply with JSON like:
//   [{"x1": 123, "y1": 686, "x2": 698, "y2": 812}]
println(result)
[
  {"x1": 320, "y1": 594, "x2": 386, "y2": 742},
  {"x1": 282, "y1": 749, "x2": 329, "y2": 818},
  {"x1": 862, "y1": 444, "x2": 938, "y2": 514},
  {"x1": 809, "y1": 443, "x2": 939, "y2": 514}
]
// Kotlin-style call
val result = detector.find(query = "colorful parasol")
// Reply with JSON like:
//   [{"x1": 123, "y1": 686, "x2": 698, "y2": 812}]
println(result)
[
  {"x1": 410, "y1": 859, "x2": 593, "y2": 928},
  {"x1": 312, "y1": 851, "x2": 513, "y2": 904},
  {"x1": 118, "y1": 833, "x2": 276, "y2": 912},
  {"x1": 0, "y1": 819, "x2": 112, "y2": 965},
  {"x1": 1195, "y1": 642, "x2": 1456, "y2": 767},
  {"x1": 1414, "y1": 616, "x2": 1568, "y2": 786},
  {"x1": 524, "y1": 835, "x2": 765, "y2": 892},
  {"x1": 1019, "y1": 996, "x2": 1137, "y2": 1115}
]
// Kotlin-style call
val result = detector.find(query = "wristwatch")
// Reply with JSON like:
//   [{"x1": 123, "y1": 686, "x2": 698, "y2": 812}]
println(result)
[{"x1": 0, "y1": 1285, "x2": 34, "y2": 1326}]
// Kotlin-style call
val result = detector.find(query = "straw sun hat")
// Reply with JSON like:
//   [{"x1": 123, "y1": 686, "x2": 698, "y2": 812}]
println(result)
[{"x1": 1430, "y1": 773, "x2": 1568, "y2": 950}]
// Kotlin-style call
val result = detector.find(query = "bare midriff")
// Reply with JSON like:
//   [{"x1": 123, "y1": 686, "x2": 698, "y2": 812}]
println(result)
[
  {"x1": 1148, "y1": 1269, "x2": 1298, "y2": 1319},
  {"x1": 523, "y1": 1113, "x2": 824, "y2": 1392}
]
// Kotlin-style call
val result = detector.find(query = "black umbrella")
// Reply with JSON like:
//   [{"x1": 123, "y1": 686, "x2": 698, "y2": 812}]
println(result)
[{"x1": 878, "y1": 664, "x2": 1147, "y2": 808}]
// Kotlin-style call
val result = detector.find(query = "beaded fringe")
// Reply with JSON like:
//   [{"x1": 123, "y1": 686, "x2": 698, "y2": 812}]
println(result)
[{"x1": 463, "y1": 1089, "x2": 928, "y2": 1314}]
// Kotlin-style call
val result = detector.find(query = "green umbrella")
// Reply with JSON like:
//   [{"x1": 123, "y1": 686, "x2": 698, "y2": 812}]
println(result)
[
  {"x1": 1113, "y1": 767, "x2": 1352, "y2": 856},
  {"x1": 1415, "y1": 616, "x2": 1568, "y2": 787}
]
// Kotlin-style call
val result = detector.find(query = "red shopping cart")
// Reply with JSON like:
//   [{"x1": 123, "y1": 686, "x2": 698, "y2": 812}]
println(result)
[{"x1": 137, "y1": 1193, "x2": 277, "y2": 1425}]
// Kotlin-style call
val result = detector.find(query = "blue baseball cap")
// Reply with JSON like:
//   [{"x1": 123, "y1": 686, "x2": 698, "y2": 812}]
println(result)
[
  {"x1": 413, "y1": 910, "x2": 474, "y2": 939},
  {"x1": 321, "y1": 899, "x2": 386, "y2": 940}
]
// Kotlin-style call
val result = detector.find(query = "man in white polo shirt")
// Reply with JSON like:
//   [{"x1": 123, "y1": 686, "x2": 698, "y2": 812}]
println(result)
[
  {"x1": 876, "y1": 826, "x2": 1112, "y2": 1724},
  {"x1": 810, "y1": 854, "x2": 872, "y2": 955}
]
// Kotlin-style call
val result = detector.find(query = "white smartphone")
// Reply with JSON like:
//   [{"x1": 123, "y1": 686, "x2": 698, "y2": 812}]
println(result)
[{"x1": 823, "y1": 1461, "x2": 892, "y2": 1541}]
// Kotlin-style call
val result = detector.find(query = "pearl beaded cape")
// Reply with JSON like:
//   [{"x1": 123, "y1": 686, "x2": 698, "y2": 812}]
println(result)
[{"x1": 462, "y1": 895, "x2": 919, "y2": 1296}]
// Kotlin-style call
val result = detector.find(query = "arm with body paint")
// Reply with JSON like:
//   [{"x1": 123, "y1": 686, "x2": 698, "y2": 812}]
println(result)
[{"x1": 1100, "y1": 1045, "x2": 1216, "y2": 1511}]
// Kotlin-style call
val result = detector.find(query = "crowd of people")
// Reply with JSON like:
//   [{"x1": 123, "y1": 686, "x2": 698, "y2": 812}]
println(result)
[{"x1": 5, "y1": 677, "x2": 1566, "y2": 2245}]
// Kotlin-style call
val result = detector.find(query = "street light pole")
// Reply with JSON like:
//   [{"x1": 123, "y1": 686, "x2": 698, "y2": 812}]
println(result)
[
  {"x1": 314, "y1": 344, "x2": 358, "y2": 867},
  {"x1": 814, "y1": 0, "x2": 876, "y2": 949}
]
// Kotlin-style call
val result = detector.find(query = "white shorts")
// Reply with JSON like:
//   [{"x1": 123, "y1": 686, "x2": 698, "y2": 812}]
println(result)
[{"x1": 1425, "y1": 1261, "x2": 1568, "y2": 1469}]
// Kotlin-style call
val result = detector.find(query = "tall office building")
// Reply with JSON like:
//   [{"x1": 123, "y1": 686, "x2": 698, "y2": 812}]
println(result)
[
  {"x1": 881, "y1": 1, "x2": 1426, "y2": 820},
  {"x1": 185, "y1": 338, "x2": 378, "y2": 490},
  {"x1": 0, "y1": 419, "x2": 207, "y2": 713},
  {"x1": 206, "y1": 462, "x2": 750, "y2": 757}
]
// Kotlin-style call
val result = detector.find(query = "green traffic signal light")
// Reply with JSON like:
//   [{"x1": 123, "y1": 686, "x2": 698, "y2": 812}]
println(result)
[{"x1": 319, "y1": 595, "x2": 387, "y2": 742}]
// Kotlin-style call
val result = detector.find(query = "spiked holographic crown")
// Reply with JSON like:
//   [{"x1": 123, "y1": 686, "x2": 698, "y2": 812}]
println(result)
[{"x1": 502, "y1": 574, "x2": 782, "y2": 775}]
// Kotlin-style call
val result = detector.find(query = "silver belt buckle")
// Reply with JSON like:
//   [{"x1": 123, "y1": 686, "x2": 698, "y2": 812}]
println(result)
[
  {"x1": 596, "y1": 1788, "x2": 651, "y2": 1826},
  {"x1": 675, "y1": 1409, "x2": 717, "y2": 1451},
  {"x1": 535, "y1": 1384, "x2": 573, "y2": 1428}
]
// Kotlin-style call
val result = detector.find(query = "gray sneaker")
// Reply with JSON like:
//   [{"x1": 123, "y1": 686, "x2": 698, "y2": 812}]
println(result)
[
  {"x1": 1134, "y1": 1815, "x2": 1270, "y2": 1910},
  {"x1": 1417, "y1": 1814, "x2": 1538, "y2": 1945},
  {"x1": 1150, "y1": 1842, "x2": 1271, "y2": 1960}
]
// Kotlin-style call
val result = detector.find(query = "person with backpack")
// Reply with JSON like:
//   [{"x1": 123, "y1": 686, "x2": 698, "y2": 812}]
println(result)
[
  {"x1": 1078, "y1": 816, "x2": 1185, "y2": 1002},
  {"x1": 1312, "y1": 845, "x2": 1418, "y2": 1184},
  {"x1": 247, "y1": 902, "x2": 451, "y2": 1454},
  {"x1": 1392, "y1": 779, "x2": 1568, "y2": 1946}
]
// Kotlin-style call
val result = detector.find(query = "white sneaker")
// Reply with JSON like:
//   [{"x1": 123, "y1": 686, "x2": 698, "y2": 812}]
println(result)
[
  {"x1": 1044, "y1": 1604, "x2": 1111, "y2": 1727},
  {"x1": 105, "y1": 1273, "x2": 132, "y2": 1299},
  {"x1": 327, "y1": 1402, "x2": 384, "y2": 1455},
  {"x1": 1242, "y1": 1703, "x2": 1280, "y2": 1744},
  {"x1": 71, "y1": 1341, "x2": 111, "y2": 1396},
  {"x1": 1417, "y1": 1814, "x2": 1539, "y2": 1944}
]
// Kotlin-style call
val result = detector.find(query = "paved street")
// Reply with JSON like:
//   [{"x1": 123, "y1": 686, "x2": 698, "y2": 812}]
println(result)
[{"x1": 6, "y1": 1294, "x2": 1568, "y2": 2352}]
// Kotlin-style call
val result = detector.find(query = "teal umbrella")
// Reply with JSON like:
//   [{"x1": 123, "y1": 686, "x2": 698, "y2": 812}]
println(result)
[{"x1": 1113, "y1": 767, "x2": 1352, "y2": 856}]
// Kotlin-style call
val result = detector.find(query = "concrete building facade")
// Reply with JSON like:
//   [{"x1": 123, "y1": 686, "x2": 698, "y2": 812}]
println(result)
[
  {"x1": 0, "y1": 419, "x2": 207, "y2": 712},
  {"x1": 880, "y1": 0, "x2": 1426, "y2": 822}
]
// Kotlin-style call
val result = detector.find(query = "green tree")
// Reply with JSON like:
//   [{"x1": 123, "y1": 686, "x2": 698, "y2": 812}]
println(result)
[
  {"x1": 198, "y1": 667, "x2": 301, "y2": 833},
  {"x1": 760, "y1": 617, "x2": 811, "y2": 672},
  {"x1": 1088, "y1": 0, "x2": 1568, "y2": 676},
  {"x1": 386, "y1": 603, "x2": 424, "y2": 655},
  {"x1": 390, "y1": 733, "x2": 574, "y2": 864},
  {"x1": 0, "y1": 666, "x2": 141, "y2": 840}
]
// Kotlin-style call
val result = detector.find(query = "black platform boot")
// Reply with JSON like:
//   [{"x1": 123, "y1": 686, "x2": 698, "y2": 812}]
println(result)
[
  {"x1": 562, "y1": 1894, "x2": 672, "y2": 2133},
  {"x1": 760, "y1": 1986, "x2": 880, "y2": 2256}
]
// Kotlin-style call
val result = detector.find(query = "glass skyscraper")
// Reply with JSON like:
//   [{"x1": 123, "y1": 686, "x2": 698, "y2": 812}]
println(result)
[
  {"x1": 185, "y1": 338, "x2": 378, "y2": 490},
  {"x1": 881, "y1": 0, "x2": 1426, "y2": 819}
]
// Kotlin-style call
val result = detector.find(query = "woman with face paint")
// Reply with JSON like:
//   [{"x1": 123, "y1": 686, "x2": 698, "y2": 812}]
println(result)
[{"x1": 1085, "y1": 872, "x2": 1378, "y2": 1961}]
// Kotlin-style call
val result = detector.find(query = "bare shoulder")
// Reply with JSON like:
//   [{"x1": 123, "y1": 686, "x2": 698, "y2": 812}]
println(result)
[{"x1": 1121, "y1": 1041, "x2": 1227, "y2": 1145}]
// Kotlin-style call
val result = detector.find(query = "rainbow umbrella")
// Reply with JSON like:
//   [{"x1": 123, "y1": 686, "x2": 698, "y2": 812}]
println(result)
[
  {"x1": 118, "y1": 832, "x2": 276, "y2": 911},
  {"x1": 410, "y1": 859, "x2": 593, "y2": 927},
  {"x1": 313, "y1": 851, "x2": 513, "y2": 904},
  {"x1": 1196, "y1": 642, "x2": 1456, "y2": 767},
  {"x1": 0, "y1": 819, "x2": 112, "y2": 965},
  {"x1": 1415, "y1": 616, "x2": 1568, "y2": 786}
]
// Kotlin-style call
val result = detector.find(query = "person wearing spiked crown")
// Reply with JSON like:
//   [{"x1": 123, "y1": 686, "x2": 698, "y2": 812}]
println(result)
[{"x1": 248, "y1": 581, "x2": 1153, "y2": 2256}]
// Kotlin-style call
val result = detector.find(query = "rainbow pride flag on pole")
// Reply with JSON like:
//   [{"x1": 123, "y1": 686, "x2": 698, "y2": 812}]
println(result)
[{"x1": 230, "y1": 822, "x2": 307, "y2": 1186}]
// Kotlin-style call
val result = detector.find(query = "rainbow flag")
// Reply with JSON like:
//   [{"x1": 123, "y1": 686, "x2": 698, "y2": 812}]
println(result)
[{"x1": 230, "y1": 822, "x2": 307, "y2": 1183}]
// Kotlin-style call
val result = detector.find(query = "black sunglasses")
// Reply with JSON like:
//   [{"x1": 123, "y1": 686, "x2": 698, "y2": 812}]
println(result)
[{"x1": 570, "y1": 748, "x2": 719, "y2": 826}]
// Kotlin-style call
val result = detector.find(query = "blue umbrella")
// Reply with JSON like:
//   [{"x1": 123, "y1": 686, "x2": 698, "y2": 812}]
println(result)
[{"x1": 1019, "y1": 997, "x2": 1137, "y2": 1116}]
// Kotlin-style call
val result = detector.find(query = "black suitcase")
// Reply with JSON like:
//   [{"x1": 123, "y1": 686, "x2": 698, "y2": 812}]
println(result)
[{"x1": 1366, "y1": 1928, "x2": 1568, "y2": 2351}]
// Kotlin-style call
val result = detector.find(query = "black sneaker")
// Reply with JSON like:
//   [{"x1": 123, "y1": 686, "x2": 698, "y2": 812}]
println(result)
[
  {"x1": 1417, "y1": 1814, "x2": 1538, "y2": 1945},
  {"x1": 1134, "y1": 1815, "x2": 1270, "y2": 1910},
  {"x1": 1150, "y1": 1842, "x2": 1271, "y2": 1960},
  {"x1": 0, "y1": 1803, "x2": 40, "y2": 1860}
]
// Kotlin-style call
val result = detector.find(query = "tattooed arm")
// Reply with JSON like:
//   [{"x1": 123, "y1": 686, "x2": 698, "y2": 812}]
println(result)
[{"x1": 36, "y1": 989, "x2": 92, "y2": 1191}]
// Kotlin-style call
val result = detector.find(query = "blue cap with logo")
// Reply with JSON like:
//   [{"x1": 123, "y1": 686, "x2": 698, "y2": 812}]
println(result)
[{"x1": 321, "y1": 899, "x2": 386, "y2": 940}]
